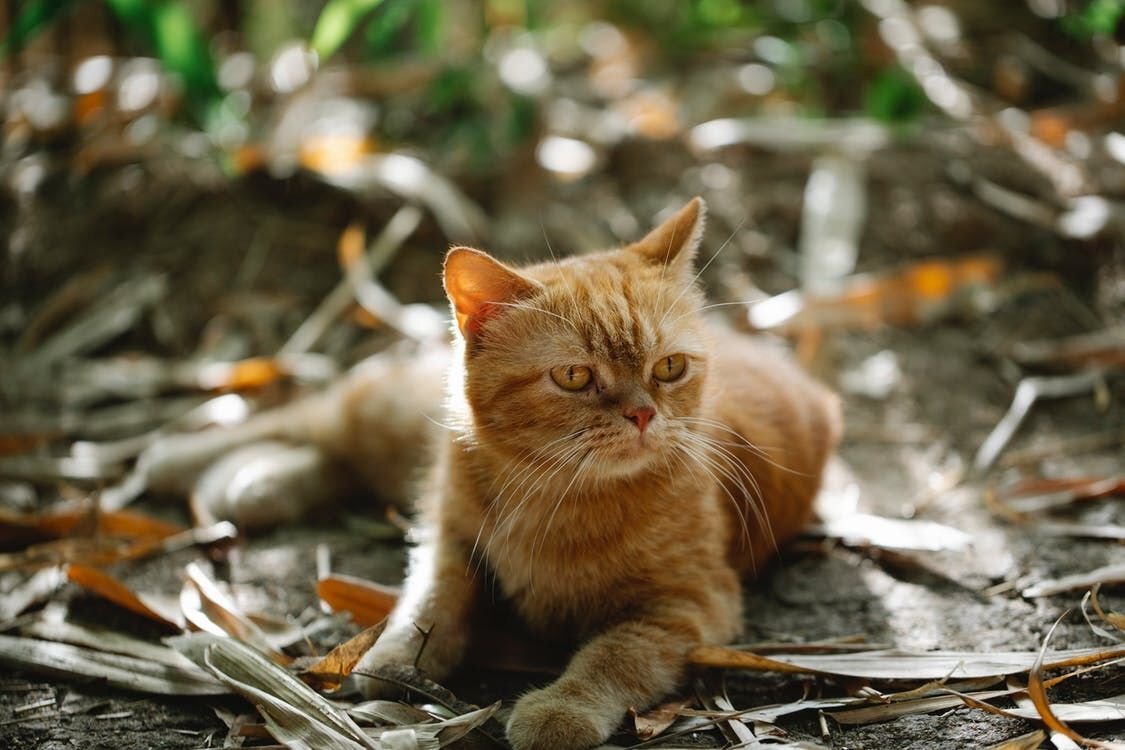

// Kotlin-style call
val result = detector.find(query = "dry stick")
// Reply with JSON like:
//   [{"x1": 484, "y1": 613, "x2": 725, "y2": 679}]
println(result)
[
  {"x1": 280, "y1": 205, "x2": 423, "y2": 355},
  {"x1": 974, "y1": 372, "x2": 1104, "y2": 472}
]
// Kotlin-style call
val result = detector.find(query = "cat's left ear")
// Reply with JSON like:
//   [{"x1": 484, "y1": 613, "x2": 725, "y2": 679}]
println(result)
[
  {"x1": 444, "y1": 247, "x2": 543, "y2": 339},
  {"x1": 626, "y1": 196, "x2": 706, "y2": 275}
]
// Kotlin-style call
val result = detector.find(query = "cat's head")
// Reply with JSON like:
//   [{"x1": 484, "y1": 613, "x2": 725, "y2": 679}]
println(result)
[{"x1": 444, "y1": 198, "x2": 710, "y2": 481}]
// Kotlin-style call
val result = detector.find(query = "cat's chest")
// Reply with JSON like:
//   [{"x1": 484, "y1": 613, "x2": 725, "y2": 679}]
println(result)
[{"x1": 482, "y1": 535, "x2": 625, "y2": 632}]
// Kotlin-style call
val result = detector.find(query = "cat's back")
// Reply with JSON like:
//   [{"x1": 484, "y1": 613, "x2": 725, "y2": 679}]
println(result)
[{"x1": 702, "y1": 323, "x2": 841, "y2": 573}]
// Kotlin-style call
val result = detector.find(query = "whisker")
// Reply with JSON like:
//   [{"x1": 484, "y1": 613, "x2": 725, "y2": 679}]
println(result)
[{"x1": 676, "y1": 416, "x2": 810, "y2": 477}]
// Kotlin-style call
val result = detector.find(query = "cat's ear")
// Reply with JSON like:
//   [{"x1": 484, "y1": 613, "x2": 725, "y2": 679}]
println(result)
[
  {"x1": 627, "y1": 196, "x2": 706, "y2": 274},
  {"x1": 444, "y1": 247, "x2": 542, "y2": 339}
]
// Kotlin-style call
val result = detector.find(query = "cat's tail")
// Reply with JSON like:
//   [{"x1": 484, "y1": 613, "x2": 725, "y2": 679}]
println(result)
[{"x1": 109, "y1": 345, "x2": 449, "y2": 527}]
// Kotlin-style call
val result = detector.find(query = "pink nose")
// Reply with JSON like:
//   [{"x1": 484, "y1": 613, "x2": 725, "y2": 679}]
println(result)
[{"x1": 624, "y1": 405, "x2": 656, "y2": 434}]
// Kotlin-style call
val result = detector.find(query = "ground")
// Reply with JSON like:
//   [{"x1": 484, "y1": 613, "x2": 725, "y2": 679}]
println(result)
[{"x1": 1, "y1": 133, "x2": 1123, "y2": 749}]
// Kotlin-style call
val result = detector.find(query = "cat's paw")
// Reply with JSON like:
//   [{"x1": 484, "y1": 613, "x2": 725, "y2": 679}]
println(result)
[{"x1": 506, "y1": 688, "x2": 610, "y2": 750}]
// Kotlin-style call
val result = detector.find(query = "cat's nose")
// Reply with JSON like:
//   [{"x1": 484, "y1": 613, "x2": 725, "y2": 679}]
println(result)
[{"x1": 623, "y1": 405, "x2": 656, "y2": 434}]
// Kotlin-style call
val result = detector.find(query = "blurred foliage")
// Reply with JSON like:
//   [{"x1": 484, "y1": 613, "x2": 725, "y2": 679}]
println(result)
[
  {"x1": 0, "y1": 0, "x2": 1116, "y2": 173},
  {"x1": 310, "y1": 0, "x2": 387, "y2": 60},
  {"x1": 103, "y1": 0, "x2": 220, "y2": 120},
  {"x1": 0, "y1": 0, "x2": 80, "y2": 57},
  {"x1": 865, "y1": 66, "x2": 927, "y2": 123},
  {"x1": 1062, "y1": 0, "x2": 1125, "y2": 37}
]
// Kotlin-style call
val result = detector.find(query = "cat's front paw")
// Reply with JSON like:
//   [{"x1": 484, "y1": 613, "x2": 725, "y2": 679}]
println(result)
[{"x1": 506, "y1": 687, "x2": 611, "y2": 750}]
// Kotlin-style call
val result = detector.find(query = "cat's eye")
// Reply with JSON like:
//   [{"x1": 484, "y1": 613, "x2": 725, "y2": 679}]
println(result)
[
  {"x1": 652, "y1": 353, "x2": 687, "y2": 382},
  {"x1": 550, "y1": 364, "x2": 592, "y2": 391}
]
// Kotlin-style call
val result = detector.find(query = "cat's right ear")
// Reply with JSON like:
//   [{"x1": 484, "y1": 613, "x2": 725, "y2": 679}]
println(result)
[
  {"x1": 626, "y1": 196, "x2": 706, "y2": 276},
  {"x1": 444, "y1": 247, "x2": 542, "y2": 339}
]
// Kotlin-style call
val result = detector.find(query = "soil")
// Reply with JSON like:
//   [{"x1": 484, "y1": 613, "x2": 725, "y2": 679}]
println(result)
[{"x1": 1, "y1": 134, "x2": 1123, "y2": 749}]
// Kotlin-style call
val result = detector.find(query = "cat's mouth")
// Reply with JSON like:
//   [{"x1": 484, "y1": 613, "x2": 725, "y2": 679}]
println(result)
[{"x1": 597, "y1": 435, "x2": 658, "y2": 476}]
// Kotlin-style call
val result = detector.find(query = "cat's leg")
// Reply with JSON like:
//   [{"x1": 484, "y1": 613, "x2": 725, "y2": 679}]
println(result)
[
  {"x1": 352, "y1": 529, "x2": 478, "y2": 697},
  {"x1": 506, "y1": 598, "x2": 736, "y2": 750}
]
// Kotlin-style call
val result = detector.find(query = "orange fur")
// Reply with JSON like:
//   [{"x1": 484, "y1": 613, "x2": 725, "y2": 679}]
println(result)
[{"x1": 353, "y1": 198, "x2": 841, "y2": 750}]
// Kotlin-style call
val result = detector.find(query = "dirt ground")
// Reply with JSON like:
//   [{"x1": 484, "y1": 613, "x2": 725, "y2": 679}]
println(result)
[{"x1": 1, "y1": 136, "x2": 1123, "y2": 749}]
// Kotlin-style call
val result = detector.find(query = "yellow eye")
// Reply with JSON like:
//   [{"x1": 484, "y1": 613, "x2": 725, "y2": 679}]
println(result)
[
  {"x1": 550, "y1": 364, "x2": 592, "y2": 391},
  {"x1": 652, "y1": 353, "x2": 687, "y2": 382}
]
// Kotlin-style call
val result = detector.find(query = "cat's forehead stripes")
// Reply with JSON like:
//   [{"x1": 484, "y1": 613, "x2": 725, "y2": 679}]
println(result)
[{"x1": 532, "y1": 254, "x2": 694, "y2": 370}]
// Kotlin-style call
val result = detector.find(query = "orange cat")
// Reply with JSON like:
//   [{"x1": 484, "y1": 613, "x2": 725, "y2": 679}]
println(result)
[{"x1": 351, "y1": 198, "x2": 841, "y2": 750}]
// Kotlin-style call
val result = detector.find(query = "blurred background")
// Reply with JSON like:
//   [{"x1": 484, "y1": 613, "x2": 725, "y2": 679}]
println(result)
[
  {"x1": 2, "y1": 2, "x2": 1125, "y2": 747},
  {"x1": 1, "y1": 0, "x2": 1122, "y2": 464}
]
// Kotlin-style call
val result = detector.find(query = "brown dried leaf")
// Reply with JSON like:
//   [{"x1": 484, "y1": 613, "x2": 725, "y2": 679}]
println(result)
[
  {"x1": 65, "y1": 563, "x2": 183, "y2": 630},
  {"x1": 992, "y1": 476, "x2": 1125, "y2": 516},
  {"x1": 747, "y1": 256, "x2": 1003, "y2": 334},
  {"x1": 337, "y1": 221, "x2": 366, "y2": 270},
  {"x1": 1009, "y1": 327, "x2": 1125, "y2": 372},
  {"x1": 1027, "y1": 617, "x2": 1094, "y2": 748},
  {"x1": 629, "y1": 697, "x2": 691, "y2": 740},
  {"x1": 0, "y1": 504, "x2": 182, "y2": 548},
  {"x1": 301, "y1": 621, "x2": 387, "y2": 691},
  {"x1": 316, "y1": 573, "x2": 400, "y2": 627},
  {"x1": 1090, "y1": 585, "x2": 1125, "y2": 635},
  {"x1": 194, "y1": 357, "x2": 286, "y2": 391}
]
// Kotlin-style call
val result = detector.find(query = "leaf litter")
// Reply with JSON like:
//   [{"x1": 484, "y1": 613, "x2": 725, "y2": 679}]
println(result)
[{"x1": 4, "y1": 3, "x2": 1125, "y2": 748}]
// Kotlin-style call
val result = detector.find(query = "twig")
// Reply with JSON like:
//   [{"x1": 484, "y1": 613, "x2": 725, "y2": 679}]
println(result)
[
  {"x1": 280, "y1": 204, "x2": 424, "y2": 354},
  {"x1": 974, "y1": 372, "x2": 1106, "y2": 472}
]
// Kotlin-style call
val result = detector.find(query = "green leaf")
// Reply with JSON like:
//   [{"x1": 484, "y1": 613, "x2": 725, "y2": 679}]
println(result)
[
  {"x1": 0, "y1": 0, "x2": 81, "y2": 58},
  {"x1": 363, "y1": 0, "x2": 414, "y2": 58},
  {"x1": 414, "y1": 0, "x2": 444, "y2": 56},
  {"x1": 103, "y1": 0, "x2": 220, "y2": 123},
  {"x1": 1062, "y1": 0, "x2": 1125, "y2": 37},
  {"x1": 864, "y1": 66, "x2": 926, "y2": 123},
  {"x1": 311, "y1": 0, "x2": 387, "y2": 60}
]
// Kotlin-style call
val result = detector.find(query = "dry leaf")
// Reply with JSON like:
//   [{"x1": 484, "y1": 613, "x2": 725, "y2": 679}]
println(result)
[
  {"x1": 181, "y1": 563, "x2": 291, "y2": 664},
  {"x1": 20, "y1": 607, "x2": 196, "y2": 669},
  {"x1": 316, "y1": 573, "x2": 400, "y2": 626},
  {"x1": 302, "y1": 621, "x2": 387, "y2": 690},
  {"x1": 747, "y1": 256, "x2": 1002, "y2": 334},
  {"x1": 630, "y1": 697, "x2": 691, "y2": 740},
  {"x1": 1009, "y1": 327, "x2": 1125, "y2": 372},
  {"x1": 1022, "y1": 563, "x2": 1125, "y2": 598},
  {"x1": 830, "y1": 689, "x2": 1013, "y2": 725},
  {"x1": 194, "y1": 357, "x2": 286, "y2": 391},
  {"x1": 1090, "y1": 585, "x2": 1125, "y2": 635},
  {"x1": 66, "y1": 563, "x2": 183, "y2": 629},
  {"x1": 0, "y1": 634, "x2": 226, "y2": 695},
  {"x1": 337, "y1": 221, "x2": 367, "y2": 270},
  {"x1": 689, "y1": 645, "x2": 1125, "y2": 680},
  {"x1": 808, "y1": 512, "x2": 970, "y2": 552},
  {"x1": 0, "y1": 567, "x2": 66, "y2": 620},
  {"x1": 1003, "y1": 695, "x2": 1125, "y2": 724},
  {"x1": 991, "y1": 476, "x2": 1125, "y2": 515},
  {"x1": 176, "y1": 633, "x2": 378, "y2": 750},
  {"x1": 1026, "y1": 617, "x2": 1117, "y2": 749}
]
